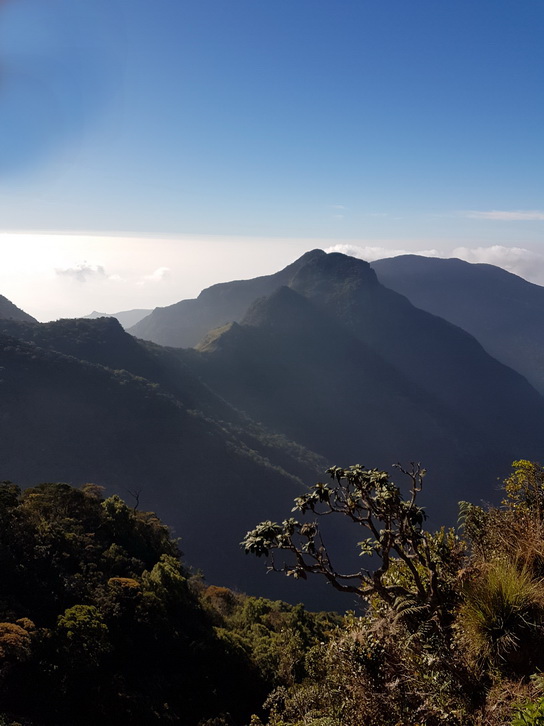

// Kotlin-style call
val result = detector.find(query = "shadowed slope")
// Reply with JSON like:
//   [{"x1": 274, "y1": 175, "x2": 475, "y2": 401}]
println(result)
[
  {"x1": 372, "y1": 255, "x2": 544, "y2": 394},
  {"x1": 0, "y1": 294, "x2": 37, "y2": 322},
  {"x1": 186, "y1": 252, "x2": 544, "y2": 525},
  {"x1": 0, "y1": 326, "x2": 335, "y2": 607},
  {"x1": 129, "y1": 249, "x2": 326, "y2": 347},
  {"x1": 290, "y1": 253, "x2": 544, "y2": 449}
]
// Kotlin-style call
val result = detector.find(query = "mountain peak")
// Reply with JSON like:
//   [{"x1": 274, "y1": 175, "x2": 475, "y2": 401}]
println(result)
[
  {"x1": 195, "y1": 248, "x2": 327, "y2": 304},
  {"x1": 291, "y1": 248, "x2": 327, "y2": 265},
  {"x1": 289, "y1": 251, "x2": 378, "y2": 304},
  {"x1": 129, "y1": 249, "x2": 328, "y2": 348}
]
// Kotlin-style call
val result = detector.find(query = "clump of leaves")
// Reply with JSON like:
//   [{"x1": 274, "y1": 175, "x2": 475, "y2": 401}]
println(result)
[
  {"x1": 503, "y1": 460, "x2": 544, "y2": 514},
  {"x1": 245, "y1": 460, "x2": 544, "y2": 726},
  {"x1": 456, "y1": 559, "x2": 544, "y2": 675},
  {"x1": 511, "y1": 695, "x2": 544, "y2": 726},
  {"x1": 243, "y1": 463, "x2": 462, "y2": 631}
]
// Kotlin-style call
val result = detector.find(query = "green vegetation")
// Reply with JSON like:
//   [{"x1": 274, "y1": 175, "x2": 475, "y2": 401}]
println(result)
[
  {"x1": 511, "y1": 695, "x2": 544, "y2": 726},
  {"x1": 244, "y1": 460, "x2": 544, "y2": 725},
  {"x1": 0, "y1": 321, "x2": 326, "y2": 606},
  {"x1": 6, "y1": 461, "x2": 544, "y2": 724},
  {"x1": 0, "y1": 481, "x2": 334, "y2": 725}
]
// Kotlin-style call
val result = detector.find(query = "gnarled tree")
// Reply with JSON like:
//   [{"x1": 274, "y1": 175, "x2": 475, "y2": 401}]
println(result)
[{"x1": 243, "y1": 463, "x2": 463, "y2": 630}]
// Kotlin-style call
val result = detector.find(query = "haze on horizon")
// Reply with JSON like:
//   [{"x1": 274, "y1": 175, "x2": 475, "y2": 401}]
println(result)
[{"x1": 0, "y1": 0, "x2": 542, "y2": 320}]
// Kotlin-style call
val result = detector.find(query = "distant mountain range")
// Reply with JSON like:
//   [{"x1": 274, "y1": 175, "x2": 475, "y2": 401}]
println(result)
[
  {"x1": 129, "y1": 250, "x2": 322, "y2": 346},
  {"x1": 2, "y1": 251, "x2": 544, "y2": 607},
  {"x1": 0, "y1": 316, "x2": 329, "y2": 606},
  {"x1": 83, "y1": 308, "x2": 152, "y2": 329},
  {"x1": 182, "y1": 251, "x2": 544, "y2": 523},
  {"x1": 372, "y1": 255, "x2": 544, "y2": 395}
]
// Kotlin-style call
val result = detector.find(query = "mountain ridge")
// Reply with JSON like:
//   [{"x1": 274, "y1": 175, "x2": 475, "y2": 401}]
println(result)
[
  {"x1": 129, "y1": 249, "x2": 327, "y2": 347},
  {"x1": 183, "y1": 251, "x2": 544, "y2": 526},
  {"x1": 372, "y1": 254, "x2": 544, "y2": 394},
  {"x1": 0, "y1": 293, "x2": 37, "y2": 323},
  {"x1": 3, "y1": 250, "x2": 544, "y2": 608},
  {"x1": 83, "y1": 308, "x2": 152, "y2": 329},
  {"x1": 0, "y1": 320, "x2": 334, "y2": 606}
]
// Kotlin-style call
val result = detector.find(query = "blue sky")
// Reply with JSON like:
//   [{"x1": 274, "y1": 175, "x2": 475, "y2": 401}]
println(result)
[{"x1": 0, "y1": 0, "x2": 543, "y2": 319}]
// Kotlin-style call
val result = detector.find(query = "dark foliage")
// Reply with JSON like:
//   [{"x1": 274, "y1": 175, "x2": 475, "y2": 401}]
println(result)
[
  {"x1": 0, "y1": 482, "x2": 268, "y2": 725},
  {"x1": 0, "y1": 328, "x2": 329, "y2": 607},
  {"x1": 245, "y1": 461, "x2": 544, "y2": 726}
]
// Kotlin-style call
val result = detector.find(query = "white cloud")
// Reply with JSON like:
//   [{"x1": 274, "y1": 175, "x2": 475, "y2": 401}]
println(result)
[
  {"x1": 0, "y1": 232, "x2": 320, "y2": 320},
  {"x1": 465, "y1": 210, "x2": 544, "y2": 221},
  {"x1": 141, "y1": 266, "x2": 171, "y2": 283},
  {"x1": 5, "y1": 231, "x2": 544, "y2": 322},
  {"x1": 452, "y1": 245, "x2": 544, "y2": 282},
  {"x1": 55, "y1": 262, "x2": 106, "y2": 283}
]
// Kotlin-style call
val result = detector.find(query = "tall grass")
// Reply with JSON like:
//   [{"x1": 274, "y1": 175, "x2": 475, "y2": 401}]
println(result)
[{"x1": 456, "y1": 559, "x2": 544, "y2": 674}]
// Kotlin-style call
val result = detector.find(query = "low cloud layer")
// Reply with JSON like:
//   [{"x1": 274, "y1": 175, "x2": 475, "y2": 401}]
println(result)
[
  {"x1": 142, "y1": 267, "x2": 170, "y2": 283},
  {"x1": 55, "y1": 263, "x2": 106, "y2": 283},
  {"x1": 5, "y1": 233, "x2": 544, "y2": 323},
  {"x1": 452, "y1": 245, "x2": 544, "y2": 282}
]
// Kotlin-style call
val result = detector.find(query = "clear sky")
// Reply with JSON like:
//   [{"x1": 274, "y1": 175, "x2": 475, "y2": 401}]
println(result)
[{"x1": 1, "y1": 0, "x2": 543, "y2": 320}]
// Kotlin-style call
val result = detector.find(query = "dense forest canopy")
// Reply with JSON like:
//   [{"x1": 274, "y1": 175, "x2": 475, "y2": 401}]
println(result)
[
  {"x1": 0, "y1": 481, "x2": 337, "y2": 725},
  {"x1": 4, "y1": 463, "x2": 544, "y2": 724}
]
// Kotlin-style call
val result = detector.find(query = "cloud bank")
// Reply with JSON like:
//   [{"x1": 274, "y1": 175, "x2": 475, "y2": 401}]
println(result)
[
  {"x1": 452, "y1": 245, "x2": 544, "y2": 282},
  {"x1": 55, "y1": 263, "x2": 106, "y2": 283},
  {"x1": 5, "y1": 232, "x2": 544, "y2": 322},
  {"x1": 142, "y1": 267, "x2": 171, "y2": 283}
]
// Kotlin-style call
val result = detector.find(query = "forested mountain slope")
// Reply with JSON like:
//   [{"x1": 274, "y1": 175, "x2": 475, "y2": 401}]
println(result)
[
  {"x1": 0, "y1": 316, "x2": 323, "y2": 480},
  {"x1": 2, "y1": 251, "x2": 544, "y2": 609},
  {"x1": 0, "y1": 326, "x2": 330, "y2": 606},
  {"x1": 0, "y1": 481, "x2": 338, "y2": 725},
  {"x1": 183, "y1": 252, "x2": 544, "y2": 525},
  {"x1": 129, "y1": 249, "x2": 324, "y2": 347},
  {"x1": 0, "y1": 481, "x2": 259, "y2": 725}
]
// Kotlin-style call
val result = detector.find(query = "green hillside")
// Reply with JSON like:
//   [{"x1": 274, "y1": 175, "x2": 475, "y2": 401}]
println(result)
[
  {"x1": 184, "y1": 252, "x2": 544, "y2": 527},
  {"x1": 0, "y1": 481, "x2": 337, "y2": 725},
  {"x1": 0, "y1": 328, "x2": 331, "y2": 607}
]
